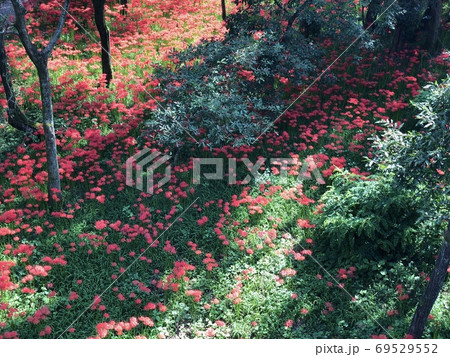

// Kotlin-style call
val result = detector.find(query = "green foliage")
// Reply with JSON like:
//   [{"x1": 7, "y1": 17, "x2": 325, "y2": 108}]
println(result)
[
  {"x1": 372, "y1": 0, "x2": 428, "y2": 32},
  {"x1": 145, "y1": 28, "x2": 317, "y2": 148},
  {"x1": 360, "y1": 0, "x2": 425, "y2": 29},
  {"x1": 144, "y1": 0, "x2": 365, "y2": 149},
  {"x1": 231, "y1": 0, "x2": 363, "y2": 42},
  {"x1": 370, "y1": 76, "x2": 450, "y2": 222},
  {"x1": 0, "y1": 124, "x2": 24, "y2": 161},
  {"x1": 313, "y1": 171, "x2": 423, "y2": 266}
]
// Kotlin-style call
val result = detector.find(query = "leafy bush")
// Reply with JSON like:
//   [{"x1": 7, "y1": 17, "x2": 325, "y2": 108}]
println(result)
[
  {"x1": 369, "y1": 74, "x2": 450, "y2": 340},
  {"x1": 366, "y1": 0, "x2": 428, "y2": 35},
  {"x1": 230, "y1": 0, "x2": 363, "y2": 40},
  {"x1": 370, "y1": 75, "x2": 450, "y2": 223},
  {"x1": 313, "y1": 171, "x2": 424, "y2": 266},
  {"x1": 144, "y1": 0, "x2": 365, "y2": 149},
  {"x1": 145, "y1": 28, "x2": 317, "y2": 148}
]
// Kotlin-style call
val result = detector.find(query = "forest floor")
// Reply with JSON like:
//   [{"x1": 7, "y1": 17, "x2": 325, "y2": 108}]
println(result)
[{"x1": 0, "y1": 0, "x2": 449, "y2": 339}]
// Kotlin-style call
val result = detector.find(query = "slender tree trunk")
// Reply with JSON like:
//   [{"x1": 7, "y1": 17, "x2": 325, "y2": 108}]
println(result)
[
  {"x1": 92, "y1": 0, "x2": 112, "y2": 86},
  {"x1": 11, "y1": 0, "x2": 69, "y2": 206},
  {"x1": 408, "y1": 226, "x2": 450, "y2": 338},
  {"x1": 120, "y1": 0, "x2": 127, "y2": 15},
  {"x1": 391, "y1": 25, "x2": 406, "y2": 52},
  {"x1": 221, "y1": 0, "x2": 226, "y2": 21},
  {"x1": 423, "y1": 0, "x2": 442, "y2": 52},
  {"x1": 280, "y1": 2, "x2": 310, "y2": 42},
  {"x1": 35, "y1": 58, "x2": 62, "y2": 203},
  {"x1": 0, "y1": 31, "x2": 35, "y2": 133},
  {"x1": 365, "y1": 0, "x2": 382, "y2": 29}
]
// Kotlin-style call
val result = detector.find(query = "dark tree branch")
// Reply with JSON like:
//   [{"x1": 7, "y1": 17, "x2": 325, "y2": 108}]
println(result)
[
  {"x1": 10, "y1": 0, "x2": 69, "y2": 60},
  {"x1": 286, "y1": 0, "x2": 311, "y2": 32},
  {"x1": 286, "y1": 8, "x2": 301, "y2": 31},
  {"x1": 273, "y1": 0, "x2": 285, "y2": 12},
  {"x1": 408, "y1": 225, "x2": 450, "y2": 338},
  {"x1": 280, "y1": 1, "x2": 309, "y2": 42},
  {"x1": 9, "y1": 0, "x2": 68, "y2": 206},
  {"x1": 221, "y1": 0, "x2": 227, "y2": 21},
  {"x1": 10, "y1": 0, "x2": 38, "y2": 63},
  {"x1": 92, "y1": 0, "x2": 112, "y2": 86},
  {"x1": 365, "y1": 0, "x2": 382, "y2": 30},
  {"x1": 42, "y1": 0, "x2": 70, "y2": 57},
  {"x1": 120, "y1": 0, "x2": 128, "y2": 15},
  {"x1": 422, "y1": 0, "x2": 442, "y2": 52},
  {"x1": 0, "y1": 29, "x2": 36, "y2": 133}
]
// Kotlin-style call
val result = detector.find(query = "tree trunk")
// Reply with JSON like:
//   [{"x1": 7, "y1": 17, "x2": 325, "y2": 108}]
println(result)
[
  {"x1": 365, "y1": 0, "x2": 382, "y2": 29},
  {"x1": 221, "y1": 0, "x2": 226, "y2": 21},
  {"x1": 36, "y1": 59, "x2": 62, "y2": 203},
  {"x1": 92, "y1": 0, "x2": 112, "y2": 86},
  {"x1": 391, "y1": 24, "x2": 406, "y2": 52},
  {"x1": 11, "y1": 0, "x2": 68, "y2": 206},
  {"x1": 0, "y1": 31, "x2": 35, "y2": 133},
  {"x1": 422, "y1": 0, "x2": 442, "y2": 52},
  {"x1": 408, "y1": 226, "x2": 450, "y2": 338},
  {"x1": 120, "y1": 0, "x2": 127, "y2": 15}
]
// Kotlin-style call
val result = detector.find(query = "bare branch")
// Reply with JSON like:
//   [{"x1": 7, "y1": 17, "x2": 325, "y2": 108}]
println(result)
[
  {"x1": 10, "y1": 0, "x2": 70, "y2": 60},
  {"x1": 10, "y1": 0, "x2": 38, "y2": 62},
  {"x1": 43, "y1": 0, "x2": 70, "y2": 56}
]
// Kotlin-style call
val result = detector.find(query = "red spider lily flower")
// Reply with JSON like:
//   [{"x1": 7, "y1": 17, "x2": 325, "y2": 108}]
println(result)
[
  {"x1": 371, "y1": 334, "x2": 388, "y2": 339},
  {"x1": 95, "y1": 220, "x2": 108, "y2": 230},
  {"x1": 186, "y1": 290, "x2": 203, "y2": 302},
  {"x1": 197, "y1": 216, "x2": 208, "y2": 226},
  {"x1": 285, "y1": 320, "x2": 293, "y2": 328}
]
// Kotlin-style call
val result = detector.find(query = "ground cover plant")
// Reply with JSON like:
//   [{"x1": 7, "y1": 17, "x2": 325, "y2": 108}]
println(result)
[{"x1": 0, "y1": 0, "x2": 449, "y2": 339}]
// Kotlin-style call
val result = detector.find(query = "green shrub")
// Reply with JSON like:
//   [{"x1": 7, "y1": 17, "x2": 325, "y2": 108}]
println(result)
[
  {"x1": 313, "y1": 171, "x2": 424, "y2": 266},
  {"x1": 144, "y1": 28, "x2": 317, "y2": 148},
  {"x1": 370, "y1": 75, "x2": 450, "y2": 218},
  {"x1": 143, "y1": 0, "x2": 365, "y2": 149}
]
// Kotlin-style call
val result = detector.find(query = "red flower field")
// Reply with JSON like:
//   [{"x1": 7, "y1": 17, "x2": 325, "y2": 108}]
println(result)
[{"x1": 0, "y1": 0, "x2": 449, "y2": 340}]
